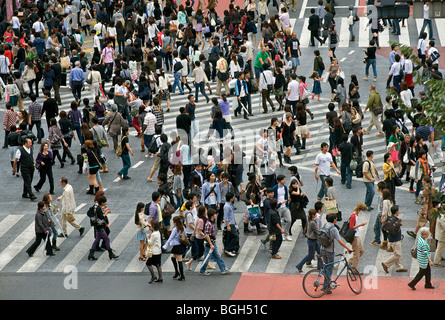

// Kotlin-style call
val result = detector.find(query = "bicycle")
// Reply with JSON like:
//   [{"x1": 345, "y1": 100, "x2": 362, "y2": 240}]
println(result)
[{"x1": 302, "y1": 251, "x2": 362, "y2": 298}]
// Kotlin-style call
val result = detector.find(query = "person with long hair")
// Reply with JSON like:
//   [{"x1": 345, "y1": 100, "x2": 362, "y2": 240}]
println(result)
[
  {"x1": 88, "y1": 195, "x2": 119, "y2": 261},
  {"x1": 296, "y1": 209, "x2": 322, "y2": 272},
  {"x1": 163, "y1": 215, "x2": 187, "y2": 281},
  {"x1": 42, "y1": 193, "x2": 60, "y2": 251},
  {"x1": 281, "y1": 112, "x2": 297, "y2": 163},
  {"x1": 48, "y1": 117, "x2": 67, "y2": 168},
  {"x1": 84, "y1": 140, "x2": 100, "y2": 195},
  {"x1": 146, "y1": 220, "x2": 163, "y2": 283},
  {"x1": 185, "y1": 205, "x2": 207, "y2": 271},
  {"x1": 34, "y1": 142, "x2": 55, "y2": 195},
  {"x1": 135, "y1": 202, "x2": 149, "y2": 261},
  {"x1": 288, "y1": 178, "x2": 307, "y2": 235}
]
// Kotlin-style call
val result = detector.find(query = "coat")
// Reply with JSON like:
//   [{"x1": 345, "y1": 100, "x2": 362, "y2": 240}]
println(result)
[{"x1": 102, "y1": 111, "x2": 126, "y2": 137}]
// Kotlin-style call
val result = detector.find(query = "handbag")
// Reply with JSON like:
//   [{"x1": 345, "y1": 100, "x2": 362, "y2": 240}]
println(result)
[
  {"x1": 179, "y1": 233, "x2": 190, "y2": 246},
  {"x1": 162, "y1": 201, "x2": 175, "y2": 217},
  {"x1": 247, "y1": 205, "x2": 262, "y2": 224},
  {"x1": 373, "y1": 105, "x2": 383, "y2": 116},
  {"x1": 65, "y1": 212, "x2": 76, "y2": 222},
  {"x1": 60, "y1": 56, "x2": 70, "y2": 69},
  {"x1": 324, "y1": 200, "x2": 338, "y2": 215}
]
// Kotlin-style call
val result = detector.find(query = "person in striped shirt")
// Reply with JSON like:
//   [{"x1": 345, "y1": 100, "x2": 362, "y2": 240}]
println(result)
[{"x1": 408, "y1": 227, "x2": 435, "y2": 290}]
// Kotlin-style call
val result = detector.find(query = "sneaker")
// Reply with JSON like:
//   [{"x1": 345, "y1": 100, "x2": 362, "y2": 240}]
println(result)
[
  {"x1": 200, "y1": 271, "x2": 211, "y2": 276},
  {"x1": 271, "y1": 254, "x2": 282, "y2": 259},
  {"x1": 224, "y1": 250, "x2": 236, "y2": 257},
  {"x1": 221, "y1": 269, "x2": 230, "y2": 275},
  {"x1": 286, "y1": 236, "x2": 293, "y2": 241}
]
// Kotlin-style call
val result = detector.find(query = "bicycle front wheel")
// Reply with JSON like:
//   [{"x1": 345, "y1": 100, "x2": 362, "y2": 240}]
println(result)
[
  {"x1": 346, "y1": 266, "x2": 363, "y2": 294},
  {"x1": 302, "y1": 269, "x2": 329, "y2": 298}
]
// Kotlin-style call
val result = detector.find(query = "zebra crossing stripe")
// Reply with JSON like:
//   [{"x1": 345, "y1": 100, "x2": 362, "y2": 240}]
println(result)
[
  {"x1": 17, "y1": 214, "x2": 88, "y2": 273},
  {"x1": 0, "y1": 221, "x2": 35, "y2": 271},
  {"x1": 0, "y1": 215, "x2": 23, "y2": 239},
  {"x1": 339, "y1": 18, "x2": 351, "y2": 48}
]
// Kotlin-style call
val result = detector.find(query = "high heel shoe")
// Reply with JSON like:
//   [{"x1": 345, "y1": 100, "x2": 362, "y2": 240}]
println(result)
[
  {"x1": 173, "y1": 272, "x2": 180, "y2": 279},
  {"x1": 148, "y1": 277, "x2": 157, "y2": 284},
  {"x1": 154, "y1": 278, "x2": 163, "y2": 283},
  {"x1": 177, "y1": 275, "x2": 185, "y2": 281}
]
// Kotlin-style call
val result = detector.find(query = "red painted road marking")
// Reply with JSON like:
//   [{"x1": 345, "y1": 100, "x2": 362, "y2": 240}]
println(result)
[{"x1": 230, "y1": 273, "x2": 445, "y2": 300}]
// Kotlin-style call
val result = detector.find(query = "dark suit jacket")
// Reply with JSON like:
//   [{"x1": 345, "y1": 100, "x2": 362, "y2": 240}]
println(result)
[
  {"x1": 308, "y1": 14, "x2": 321, "y2": 31},
  {"x1": 323, "y1": 12, "x2": 335, "y2": 29}
]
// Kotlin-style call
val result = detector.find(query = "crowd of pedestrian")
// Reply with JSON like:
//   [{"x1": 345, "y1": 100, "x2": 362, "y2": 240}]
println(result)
[{"x1": 1, "y1": 0, "x2": 444, "y2": 291}]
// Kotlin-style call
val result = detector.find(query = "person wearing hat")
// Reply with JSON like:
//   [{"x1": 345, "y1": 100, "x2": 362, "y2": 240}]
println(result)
[{"x1": 258, "y1": 63, "x2": 275, "y2": 114}]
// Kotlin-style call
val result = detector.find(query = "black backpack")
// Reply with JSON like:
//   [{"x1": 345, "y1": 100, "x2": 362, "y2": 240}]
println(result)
[{"x1": 383, "y1": 216, "x2": 402, "y2": 235}]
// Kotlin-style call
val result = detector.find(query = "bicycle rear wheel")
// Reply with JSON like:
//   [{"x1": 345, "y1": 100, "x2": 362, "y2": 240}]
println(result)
[
  {"x1": 302, "y1": 269, "x2": 329, "y2": 298},
  {"x1": 346, "y1": 266, "x2": 363, "y2": 294}
]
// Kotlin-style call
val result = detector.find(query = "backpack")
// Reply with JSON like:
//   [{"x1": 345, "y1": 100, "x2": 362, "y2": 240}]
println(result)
[
  {"x1": 339, "y1": 218, "x2": 355, "y2": 243},
  {"x1": 317, "y1": 223, "x2": 335, "y2": 247},
  {"x1": 383, "y1": 216, "x2": 402, "y2": 235},
  {"x1": 87, "y1": 204, "x2": 98, "y2": 226},
  {"x1": 115, "y1": 136, "x2": 125, "y2": 157}
]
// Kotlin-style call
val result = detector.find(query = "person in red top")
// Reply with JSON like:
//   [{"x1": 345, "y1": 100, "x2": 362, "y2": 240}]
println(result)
[
  {"x1": 3, "y1": 44, "x2": 13, "y2": 66},
  {"x1": 348, "y1": 203, "x2": 368, "y2": 273}
]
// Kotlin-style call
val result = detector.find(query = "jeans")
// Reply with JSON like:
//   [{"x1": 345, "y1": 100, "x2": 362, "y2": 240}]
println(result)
[
  {"x1": 392, "y1": 18, "x2": 400, "y2": 35},
  {"x1": 29, "y1": 120, "x2": 42, "y2": 141},
  {"x1": 340, "y1": 162, "x2": 352, "y2": 188},
  {"x1": 321, "y1": 249, "x2": 335, "y2": 288},
  {"x1": 419, "y1": 18, "x2": 433, "y2": 39},
  {"x1": 349, "y1": 24, "x2": 355, "y2": 38},
  {"x1": 317, "y1": 175, "x2": 328, "y2": 200},
  {"x1": 364, "y1": 182, "x2": 375, "y2": 207},
  {"x1": 194, "y1": 81, "x2": 209, "y2": 103},
  {"x1": 72, "y1": 123, "x2": 82, "y2": 145},
  {"x1": 296, "y1": 238, "x2": 322, "y2": 271},
  {"x1": 365, "y1": 58, "x2": 377, "y2": 77},
  {"x1": 143, "y1": 134, "x2": 153, "y2": 151},
  {"x1": 172, "y1": 72, "x2": 183, "y2": 94},
  {"x1": 200, "y1": 243, "x2": 227, "y2": 273},
  {"x1": 118, "y1": 153, "x2": 131, "y2": 178},
  {"x1": 373, "y1": 213, "x2": 382, "y2": 243}
]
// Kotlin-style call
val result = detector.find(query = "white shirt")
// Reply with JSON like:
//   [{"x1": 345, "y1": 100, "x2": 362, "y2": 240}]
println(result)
[
  {"x1": 276, "y1": 185, "x2": 286, "y2": 203},
  {"x1": 315, "y1": 152, "x2": 333, "y2": 176},
  {"x1": 388, "y1": 61, "x2": 402, "y2": 76},
  {"x1": 423, "y1": 4, "x2": 429, "y2": 20},
  {"x1": 287, "y1": 80, "x2": 300, "y2": 101},
  {"x1": 417, "y1": 39, "x2": 427, "y2": 55},
  {"x1": 32, "y1": 21, "x2": 45, "y2": 33},
  {"x1": 427, "y1": 47, "x2": 439, "y2": 65},
  {"x1": 14, "y1": 146, "x2": 32, "y2": 160},
  {"x1": 402, "y1": 58, "x2": 413, "y2": 74},
  {"x1": 12, "y1": 16, "x2": 20, "y2": 29}
]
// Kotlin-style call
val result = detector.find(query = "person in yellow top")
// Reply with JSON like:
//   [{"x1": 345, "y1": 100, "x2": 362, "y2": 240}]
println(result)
[{"x1": 382, "y1": 152, "x2": 396, "y2": 203}]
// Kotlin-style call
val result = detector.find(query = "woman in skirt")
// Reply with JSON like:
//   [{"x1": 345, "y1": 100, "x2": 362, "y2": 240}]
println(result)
[
  {"x1": 146, "y1": 221, "x2": 163, "y2": 283},
  {"x1": 162, "y1": 216, "x2": 187, "y2": 281}
]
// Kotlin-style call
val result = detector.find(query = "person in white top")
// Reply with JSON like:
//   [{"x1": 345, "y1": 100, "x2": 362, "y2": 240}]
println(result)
[
  {"x1": 32, "y1": 17, "x2": 45, "y2": 34},
  {"x1": 314, "y1": 142, "x2": 340, "y2": 201},
  {"x1": 12, "y1": 12, "x2": 21, "y2": 37},
  {"x1": 287, "y1": 73, "x2": 299, "y2": 114},
  {"x1": 426, "y1": 40, "x2": 439, "y2": 67},
  {"x1": 387, "y1": 54, "x2": 403, "y2": 93},
  {"x1": 56, "y1": 177, "x2": 85, "y2": 237},
  {"x1": 259, "y1": 63, "x2": 276, "y2": 113},
  {"x1": 418, "y1": 2, "x2": 434, "y2": 40}
]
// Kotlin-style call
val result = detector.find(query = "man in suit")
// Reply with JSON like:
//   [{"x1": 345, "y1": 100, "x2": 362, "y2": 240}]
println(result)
[
  {"x1": 12, "y1": 138, "x2": 36, "y2": 201},
  {"x1": 322, "y1": 6, "x2": 336, "y2": 43},
  {"x1": 308, "y1": 8, "x2": 323, "y2": 46}
]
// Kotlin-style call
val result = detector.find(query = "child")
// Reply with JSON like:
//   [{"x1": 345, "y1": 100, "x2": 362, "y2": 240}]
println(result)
[{"x1": 370, "y1": 181, "x2": 387, "y2": 245}]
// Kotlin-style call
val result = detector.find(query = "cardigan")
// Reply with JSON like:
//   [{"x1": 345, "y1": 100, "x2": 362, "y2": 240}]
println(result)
[{"x1": 273, "y1": 184, "x2": 289, "y2": 208}]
